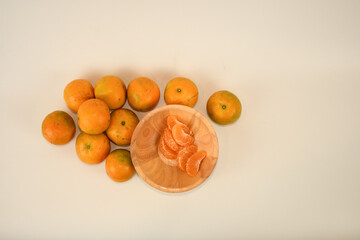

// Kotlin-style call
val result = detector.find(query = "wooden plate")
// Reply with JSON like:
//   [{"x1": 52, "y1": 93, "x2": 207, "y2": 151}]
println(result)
[{"x1": 130, "y1": 105, "x2": 219, "y2": 193}]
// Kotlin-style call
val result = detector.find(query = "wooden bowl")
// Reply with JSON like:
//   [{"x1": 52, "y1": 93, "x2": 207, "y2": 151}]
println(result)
[{"x1": 130, "y1": 105, "x2": 219, "y2": 193}]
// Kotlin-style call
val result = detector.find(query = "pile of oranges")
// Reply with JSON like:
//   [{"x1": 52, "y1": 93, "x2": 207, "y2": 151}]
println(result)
[{"x1": 42, "y1": 76, "x2": 241, "y2": 183}]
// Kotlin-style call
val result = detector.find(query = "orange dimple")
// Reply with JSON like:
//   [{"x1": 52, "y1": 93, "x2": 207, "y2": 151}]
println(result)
[
  {"x1": 177, "y1": 144, "x2": 198, "y2": 172},
  {"x1": 158, "y1": 135, "x2": 178, "y2": 159},
  {"x1": 163, "y1": 128, "x2": 180, "y2": 152},
  {"x1": 172, "y1": 123, "x2": 194, "y2": 146},
  {"x1": 186, "y1": 150, "x2": 207, "y2": 177}
]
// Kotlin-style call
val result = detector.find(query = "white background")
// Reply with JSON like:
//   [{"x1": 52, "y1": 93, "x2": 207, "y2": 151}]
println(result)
[{"x1": 1, "y1": 0, "x2": 360, "y2": 239}]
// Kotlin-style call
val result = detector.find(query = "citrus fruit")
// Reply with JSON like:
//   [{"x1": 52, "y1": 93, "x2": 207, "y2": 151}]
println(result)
[
  {"x1": 158, "y1": 135, "x2": 178, "y2": 160},
  {"x1": 186, "y1": 150, "x2": 207, "y2": 177},
  {"x1": 127, "y1": 77, "x2": 160, "y2": 111},
  {"x1": 64, "y1": 79, "x2": 94, "y2": 112},
  {"x1": 106, "y1": 108, "x2": 139, "y2": 146},
  {"x1": 166, "y1": 115, "x2": 190, "y2": 133},
  {"x1": 42, "y1": 110, "x2": 76, "y2": 145},
  {"x1": 172, "y1": 123, "x2": 194, "y2": 146},
  {"x1": 177, "y1": 144, "x2": 198, "y2": 172},
  {"x1": 167, "y1": 115, "x2": 182, "y2": 130},
  {"x1": 206, "y1": 90, "x2": 242, "y2": 125},
  {"x1": 75, "y1": 132, "x2": 110, "y2": 164},
  {"x1": 164, "y1": 77, "x2": 198, "y2": 107},
  {"x1": 94, "y1": 75, "x2": 126, "y2": 110},
  {"x1": 163, "y1": 128, "x2": 180, "y2": 152},
  {"x1": 105, "y1": 149, "x2": 135, "y2": 182},
  {"x1": 77, "y1": 99, "x2": 110, "y2": 134}
]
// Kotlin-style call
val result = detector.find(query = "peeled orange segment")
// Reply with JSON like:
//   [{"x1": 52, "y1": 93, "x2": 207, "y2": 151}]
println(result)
[
  {"x1": 167, "y1": 115, "x2": 184, "y2": 130},
  {"x1": 158, "y1": 134, "x2": 178, "y2": 160},
  {"x1": 172, "y1": 123, "x2": 194, "y2": 146},
  {"x1": 163, "y1": 128, "x2": 180, "y2": 152},
  {"x1": 167, "y1": 115, "x2": 191, "y2": 134},
  {"x1": 177, "y1": 144, "x2": 198, "y2": 172},
  {"x1": 186, "y1": 150, "x2": 207, "y2": 177}
]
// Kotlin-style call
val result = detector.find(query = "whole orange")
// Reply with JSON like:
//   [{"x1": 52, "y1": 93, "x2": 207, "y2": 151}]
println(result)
[
  {"x1": 42, "y1": 110, "x2": 76, "y2": 145},
  {"x1": 64, "y1": 79, "x2": 94, "y2": 112},
  {"x1": 164, "y1": 77, "x2": 198, "y2": 107},
  {"x1": 206, "y1": 90, "x2": 242, "y2": 125},
  {"x1": 75, "y1": 132, "x2": 110, "y2": 164},
  {"x1": 127, "y1": 77, "x2": 160, "y2": 111},
  {"x1": 94, "y1": 75, "x2": 127, "y2": 110},
  {"x1": 106, "y1": 108, "x2": 139, "y2": 146},
  {"x1": 105, "y1": 149, "x2": 135, "y2": 182},
  {"x1": 77, "y1": 99, "x2": 110, "y2": 134}
]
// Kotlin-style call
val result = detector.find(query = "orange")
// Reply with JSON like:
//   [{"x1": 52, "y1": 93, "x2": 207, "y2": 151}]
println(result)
[
  {"x1": 42, "y1": 110, "x2": 76, "y2": 145},
  {"x1": 77, "y1": 99, "x2": 110, "y2": 134},
  {"x1": 163, "y1": 128, "x2": 180, "y2": 152},
  {"x1": 172, "y1": 123, "x2": 194, "y2": 146},
  {"x1": 106, "y1": 108, "x2": 139, "y2": 146},
  {"x1": 94, "y1": 75, "x2": 126, "y2": 110},
  {"x1": 64, "y1": 79, "x2": 94, "y2": 112},
  {"x1": 207, "y1": 90, "x2": 242, "y2": 125},
  {"x1": 186, "y1": 150, "x2": 207, "y2": 177},
  {"x1": 166, "y1": 115, "x2": 192, "y2": 135},
  {"x1": 105, "y1": 149, "x2": 135, "y2": 182},
  {"x1": 158, "y1": 135, "x2": 178, "y2": 160},
  {"x1": 177, "y1": 144, "x2": 198, "y2": 172},
  {"x1": 164, "y1": 77, "x2": 198, "y2": 107},
  {"x1": 127, "y1": 77, "x2": 160, "y2": 111},
  {"x1": 167, "y1": 115, "x2": 183, "y2": 130},
  {"x1": 75, "y1": 132, "x2": 110, "y2": 164}
]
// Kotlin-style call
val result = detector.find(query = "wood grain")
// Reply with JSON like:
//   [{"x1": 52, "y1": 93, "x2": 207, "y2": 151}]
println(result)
[{"x1": 130, "y1": 105, "x2": 219, "y2": 193}]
